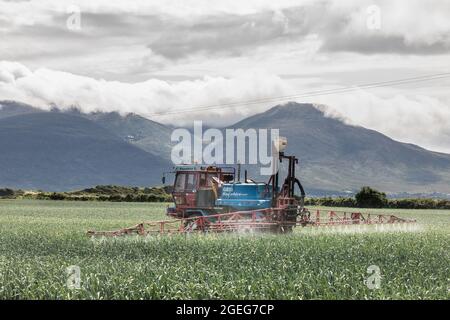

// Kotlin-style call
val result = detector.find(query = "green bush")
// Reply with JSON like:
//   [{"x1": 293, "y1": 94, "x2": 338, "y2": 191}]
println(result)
[
  {"x1": 304, "y1": 197, "x2": 357, "y2": 207},
  {"x1": 48, "y1": 192, "x2": 66, "y2": 200},
  {"x1": 0, "y1": 188, "x2": 16, "y2": 198},
  {"x1": 355, "y1": 186, "x2": 387, "y2": 208}
]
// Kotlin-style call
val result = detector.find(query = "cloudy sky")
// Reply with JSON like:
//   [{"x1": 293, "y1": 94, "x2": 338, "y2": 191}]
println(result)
[{"x1": 0, "y1": 0, "x2": 449, "y2": 152}]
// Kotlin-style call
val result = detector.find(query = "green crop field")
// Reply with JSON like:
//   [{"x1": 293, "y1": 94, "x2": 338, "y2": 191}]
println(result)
[{"x1": 0, "y1": 200, "x2": 449, "y2": 299}]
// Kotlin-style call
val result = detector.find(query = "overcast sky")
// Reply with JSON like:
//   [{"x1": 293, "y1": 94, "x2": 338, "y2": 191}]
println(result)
[{"x1": 0, "y1": 0, "x2": 449, "y2": 152}]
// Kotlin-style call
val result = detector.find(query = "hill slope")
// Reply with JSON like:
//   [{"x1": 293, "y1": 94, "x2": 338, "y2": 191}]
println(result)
[
  {"x1": 0, "y1": 112, "x2": 167, "y2": 190},
  {"x1": 0, "y1": 101, "x2": 173, "y2": 158},
  {"x1": 0, "y1": 101, "x2": 41, "y2": 119},
  {"x1": 83, "y1": 111, "x2": 172, "y2": 158},
  {"x1": 232, "y1": 102, "x2": 450, "y2": 194}
]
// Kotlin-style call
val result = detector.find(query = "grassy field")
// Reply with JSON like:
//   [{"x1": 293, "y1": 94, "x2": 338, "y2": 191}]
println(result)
[{"x1": 0, "y1": 200, "x2": 449, "y2": 299}]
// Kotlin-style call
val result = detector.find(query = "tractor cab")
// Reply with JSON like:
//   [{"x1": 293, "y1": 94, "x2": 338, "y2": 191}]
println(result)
[{"x1": 166, "y1": 165, "x2": 235, "y2": 218}]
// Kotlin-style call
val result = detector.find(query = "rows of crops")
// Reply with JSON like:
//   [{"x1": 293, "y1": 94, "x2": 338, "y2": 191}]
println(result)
[{"x1": 0, "y1": 200, "x2": 449, "y2": 299}]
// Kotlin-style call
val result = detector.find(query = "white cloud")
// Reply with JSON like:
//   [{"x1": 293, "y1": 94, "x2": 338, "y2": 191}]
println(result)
[
  {"x1": 332, "y1": 0, "x2": 450, "y2": 45},
  {"x1": 0, "y1": 61, "x2": 32, "y2": 84},
  {"x1": 2, "y1": 1, "x2": 450, "y2": 71},
  {"x1": 0, "y1": 61, "x2": 292, "y2": 126}
]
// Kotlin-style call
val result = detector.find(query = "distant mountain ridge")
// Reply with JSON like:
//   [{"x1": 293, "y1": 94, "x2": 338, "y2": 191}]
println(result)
[
  {"x1": 0, "y1": 100, "x2": 40, "y2": 119},
  {"x1": 66, "y1": 108, "x2": 173, "y2": 158},
  {"x1": 0, "y1": 100, "x2": 449, "y2": 194},
  {"x1": 0, "y1": 110, "x2": 166, "y2": 190},
  {"x1": 232, "y1": 102, "x2": 450, "y2": 193}
]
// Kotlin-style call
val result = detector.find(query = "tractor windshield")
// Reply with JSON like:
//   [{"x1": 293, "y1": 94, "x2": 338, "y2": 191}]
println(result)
[{"x1": 174, "y1": 172, "x2": 197, "y2": 192}]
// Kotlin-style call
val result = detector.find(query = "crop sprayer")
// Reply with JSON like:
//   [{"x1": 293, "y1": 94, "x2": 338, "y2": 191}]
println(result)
[{"x1": 87, "y1": 138, "x2": 415, "y2": 236}]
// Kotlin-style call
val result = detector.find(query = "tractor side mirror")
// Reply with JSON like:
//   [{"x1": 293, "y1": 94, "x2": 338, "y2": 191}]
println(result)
[{"x1": 162, "y1": 176, "x2": 166, "y2": 185}]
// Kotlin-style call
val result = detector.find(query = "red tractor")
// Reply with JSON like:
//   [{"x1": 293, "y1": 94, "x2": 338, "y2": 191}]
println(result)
[{"x1": 159, "y1": 151, "x2": 306, "y2": 233}]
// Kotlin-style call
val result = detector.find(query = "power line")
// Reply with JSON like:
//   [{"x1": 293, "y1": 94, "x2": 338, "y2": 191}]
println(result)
[{"x1": 147, "y1": 72, "x2": 450, "y2": 117}]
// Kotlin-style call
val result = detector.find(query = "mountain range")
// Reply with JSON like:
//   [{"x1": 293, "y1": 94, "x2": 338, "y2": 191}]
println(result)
[
  {"x1": 0, "y1": 100, "x2": 449, "y2": 195},
  {"x1": 0, "y1": 104, "x2": 166, "y2": 190}
]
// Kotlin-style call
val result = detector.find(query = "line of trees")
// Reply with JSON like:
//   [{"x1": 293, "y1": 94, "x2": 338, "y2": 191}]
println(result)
[
  {"x1": 1, "y1": 185, "x2": 450, "y2": 209},
  {"x1": 304, "y1": 186, "x2": 450, "y2": 209},
  {"x1": 0, "y1": 185, "x2": 172, "y2": 202}
]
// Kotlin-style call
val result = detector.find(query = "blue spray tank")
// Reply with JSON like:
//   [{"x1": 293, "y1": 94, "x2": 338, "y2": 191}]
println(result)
[{"x1": 215, "y1": 182, "x2": 274, "y2": 211}]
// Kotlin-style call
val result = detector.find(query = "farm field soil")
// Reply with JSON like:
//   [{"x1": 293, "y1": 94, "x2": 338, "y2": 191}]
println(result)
[{"x1": 0, "y1": 200, "x2": 449, "y2": 299}]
